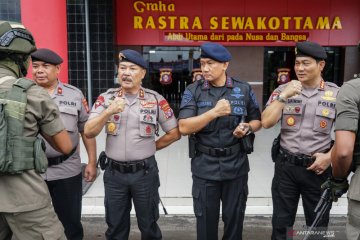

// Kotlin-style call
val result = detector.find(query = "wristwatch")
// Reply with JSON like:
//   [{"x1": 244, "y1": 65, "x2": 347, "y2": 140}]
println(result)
[{"x1": 273, "y1": 94, "x2": 287, "y2": 104}]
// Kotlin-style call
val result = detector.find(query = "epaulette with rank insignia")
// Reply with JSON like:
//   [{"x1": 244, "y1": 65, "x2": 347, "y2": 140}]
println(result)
[
  {"x1": 144, "y1": 88, "x2": 160, "y2": 96},
  {"x1": 62, "y1": 83, "x2": 83, "y2": 95},
  {"x1": 325, "y1": 81, "x2": 340, "y2": 89},
  {"x1": 104, "y1": 88, "x2": 120, "y2": 94}
]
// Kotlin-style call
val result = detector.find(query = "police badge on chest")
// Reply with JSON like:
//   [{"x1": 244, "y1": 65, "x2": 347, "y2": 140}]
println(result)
[{"x1": 139, "y1": 106, "x2": 157, "y2": 137}]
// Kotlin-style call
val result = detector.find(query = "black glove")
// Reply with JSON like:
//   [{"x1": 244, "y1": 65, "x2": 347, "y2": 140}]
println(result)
[{"x1": 321, "y1": 177, "x2": 349, "y2": 202}]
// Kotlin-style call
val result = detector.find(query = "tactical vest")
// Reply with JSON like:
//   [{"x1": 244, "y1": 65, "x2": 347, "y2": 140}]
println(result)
[{"x1": 0, "y1": 78, "x2": 46, "y2": 174}]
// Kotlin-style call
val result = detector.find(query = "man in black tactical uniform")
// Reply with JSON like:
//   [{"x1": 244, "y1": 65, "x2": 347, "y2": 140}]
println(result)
[{"x1": 178, "y1": 42, "x2": 262, "y2": 240}]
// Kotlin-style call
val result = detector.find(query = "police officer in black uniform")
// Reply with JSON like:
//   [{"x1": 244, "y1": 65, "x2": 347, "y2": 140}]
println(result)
[{"x1": 178, "y1": 42, "x2": 262, "y2": 240}]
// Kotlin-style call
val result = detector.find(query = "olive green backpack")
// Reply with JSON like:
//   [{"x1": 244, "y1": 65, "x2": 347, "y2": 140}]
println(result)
[{"x1": 0, "y1": 78, "x2": 47, "y2": 174}]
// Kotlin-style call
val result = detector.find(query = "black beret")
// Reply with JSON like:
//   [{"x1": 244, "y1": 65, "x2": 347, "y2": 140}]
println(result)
[
  {"x1": 119, "y1": 49, "x2": 147, "y2": 69},
  {"x1": 200, "y1": 42, "x2": 231, "y2": 62},
  {"x1": 31, "y1": 48, "x2": 63, "y2": 65},
  {"x1": 295, "y1": 41, "x2": 327, "y2": 60}
]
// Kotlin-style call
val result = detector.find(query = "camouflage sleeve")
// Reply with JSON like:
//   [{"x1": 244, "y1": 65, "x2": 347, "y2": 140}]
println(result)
[{"x1": 335, "y1": 82, "x2": 360, "y2": 133}]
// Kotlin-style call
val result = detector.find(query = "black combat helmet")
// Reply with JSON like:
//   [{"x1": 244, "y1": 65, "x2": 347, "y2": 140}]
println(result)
[{"x1": 0, "y1": 21, "x2": 36, "y2": 76}]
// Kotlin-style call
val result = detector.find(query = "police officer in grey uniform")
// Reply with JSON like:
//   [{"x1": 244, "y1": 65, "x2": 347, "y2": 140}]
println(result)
[
  {"x1": 262, "y1": 41, "x2": 339, "y2": 239},
  {"x1": 0, "y1": 21, "x2": 73, "y2": 240},
  {"x1": 178, "y1": 42, "x2": 262, "y2": 240},
  {"x1": 31, "y1": 48, "x2": 97, "y2": 240},
  {"x1": 85, "y1": 49, "x2": 180, "y2": 240},
  {"x1": 330, "y1": 42, "x2": 360, "y2": 240}
]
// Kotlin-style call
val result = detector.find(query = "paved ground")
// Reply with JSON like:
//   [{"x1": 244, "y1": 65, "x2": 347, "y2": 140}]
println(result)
[{"x1": 82, "y1": 215, "x2": 347, "y2": 240}]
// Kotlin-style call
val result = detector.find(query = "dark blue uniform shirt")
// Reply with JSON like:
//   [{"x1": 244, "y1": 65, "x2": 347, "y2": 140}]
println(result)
[{"x1": 179, "y1": 77, "x2": 261, "y2": 181}]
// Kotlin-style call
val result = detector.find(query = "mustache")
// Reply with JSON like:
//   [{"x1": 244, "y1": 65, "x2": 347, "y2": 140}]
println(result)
[{"x1": 121, "y1": 76, "x2": 132, "y2": 81}]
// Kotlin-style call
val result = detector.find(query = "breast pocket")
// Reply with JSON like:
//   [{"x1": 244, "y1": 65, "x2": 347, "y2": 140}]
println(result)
[
  {"x1": 139, "y1": 112, "x2": 157, "y2": 138},
  {"x1": 59, "y1": 106, "x2": 78, "y2": 132},
  {"x1": 281, "y1": 104, "x2": 304, "y2": 131},
  {"x1": 313, "y1": 107, "x2": 335, "y2": 134},
  {"x1": 139, "y1": 122, "x2": 155, "y2": 137}
]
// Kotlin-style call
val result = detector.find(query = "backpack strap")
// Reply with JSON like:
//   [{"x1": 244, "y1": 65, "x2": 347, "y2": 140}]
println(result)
[{"x1": 5, "y1": 78, "x2": 35, "y2": 136}]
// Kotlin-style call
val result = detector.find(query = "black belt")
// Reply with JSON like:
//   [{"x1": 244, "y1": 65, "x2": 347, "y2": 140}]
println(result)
[
  {"x1": 108, "y1": 157, "x2": 150, "y2": 173},
  {"x1": 278, "y1": 147, "x2": 314, "y2": 167},
  {"x1": 48, "y1": 147, "x2": 77, "y2": 167},
  {"x1": 196, "y1": 142, "x2": 241, "y2": 157}
]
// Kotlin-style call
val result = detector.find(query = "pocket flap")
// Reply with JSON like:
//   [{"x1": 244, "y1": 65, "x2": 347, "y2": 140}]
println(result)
[
  {"x1": 316, "y1": 107, "x2": 335, "y2": 119},
  {"x1": 59, "y1": 106, "x2": 78, "y2": 116}
]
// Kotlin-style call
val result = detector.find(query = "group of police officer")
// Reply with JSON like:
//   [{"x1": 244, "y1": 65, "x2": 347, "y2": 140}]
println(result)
[{"x1": 0, "y1": 20, "x2": 359, "y2": 240}]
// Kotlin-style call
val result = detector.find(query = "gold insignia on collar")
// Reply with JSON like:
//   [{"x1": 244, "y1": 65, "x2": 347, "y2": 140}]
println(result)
[
  {"x1": 118, "y1": 89, "x2": 123, "y2": 97},
  {"x1": 139, "y1": 89, "x2": 145, "y2": 99}
]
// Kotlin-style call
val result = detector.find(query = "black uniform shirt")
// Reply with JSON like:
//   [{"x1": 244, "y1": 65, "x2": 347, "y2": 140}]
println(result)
[{"x1": 179, "y1": 77, "x2": 261, "y2": 181}]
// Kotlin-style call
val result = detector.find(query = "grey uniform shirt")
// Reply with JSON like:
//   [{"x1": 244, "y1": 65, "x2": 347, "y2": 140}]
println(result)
[
  {"x1": 0, "y1": 71, "x2": 65, "y2": 212},
  {"x1": 266, "y1": 80, "x2": 339, "y2": 155},
  {"x1": 334, "y1": 78, "x2": 360, "y2": 201},
  {"x1": 41, "y1": 81, "x2": 90, "y2": 181},
  {"x1": 89, "y1": 87, "x2": 177, "y2": 161}
]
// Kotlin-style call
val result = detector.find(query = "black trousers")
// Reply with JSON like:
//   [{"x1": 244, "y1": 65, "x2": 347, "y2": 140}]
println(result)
[
  {"x1": 192, "y1": 174, "x2": 248, "y2": 240},
  {"x1": 104, "y1": 157, "x2": 162, "y2": 240},
  {"x1": 271, "y1": 155, "x2": 332, "y2": 240},
  {"x1": 46, "y1": 172, "x2": 83, "y2": 240}
]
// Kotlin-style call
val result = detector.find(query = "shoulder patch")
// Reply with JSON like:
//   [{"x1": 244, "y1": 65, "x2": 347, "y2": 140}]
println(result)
[
  {"x1": 180, "y1": 89, "x2": 193, "y2": 108},
  {"x1": 105, "y1": 88, "x2": 120, "y2": 94},
  {"x1": 144, "y1": 88, "x2": 160, "y2": 96},
  {"x1": 159, "y1": 99, "x2": 173, "y2": 119},
  {"x1": 94, "y1": 95, "x2": 105, "y2": 109},
  {"x1": 63, "y1": 83, "x2": 84, "y2": 95}
]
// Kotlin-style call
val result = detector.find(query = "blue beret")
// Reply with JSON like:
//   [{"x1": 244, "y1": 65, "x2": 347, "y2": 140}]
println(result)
[
  {"x1": 295, "y1": 41, "x2": 327, "y2": 60},
  {"x1": 31, "y1": 48, "x2": 63, "y2": 65},
  {"x1": 119, "y1": 49, "x2": 147, "y2": 69},
  {"x1": 200, "y1": 42, "x2": 231, "y2": 62}
]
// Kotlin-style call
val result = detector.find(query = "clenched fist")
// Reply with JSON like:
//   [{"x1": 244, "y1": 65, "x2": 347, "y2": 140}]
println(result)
[
  {"x1": 281, "y1": 80, "x2": 302, "y2": 99},
  {"x1": 213, "y1": 99, "x2": 231, "y2": 117},
  {"x1": 106, "y1": 97, "x2": 126, "y2": 115}
]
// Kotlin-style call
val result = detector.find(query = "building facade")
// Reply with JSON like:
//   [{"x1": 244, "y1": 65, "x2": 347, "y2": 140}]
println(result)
[{"x1": 2, "y1": 0, "x2": 359, "y2": 113}]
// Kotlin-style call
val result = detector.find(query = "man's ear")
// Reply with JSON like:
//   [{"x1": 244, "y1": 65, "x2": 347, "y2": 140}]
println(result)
[{"x1": 56, "y1": 64, "x2": 61, "y2": 74}]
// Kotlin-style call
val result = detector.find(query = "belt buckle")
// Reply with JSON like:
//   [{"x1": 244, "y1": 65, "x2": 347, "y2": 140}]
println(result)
[{"x1": 214, "y1": 148, "x2": 226, "y2": 157}]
